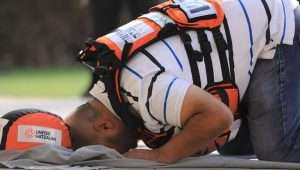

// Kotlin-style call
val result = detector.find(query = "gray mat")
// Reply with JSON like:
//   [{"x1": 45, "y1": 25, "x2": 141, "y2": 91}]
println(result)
[{"x1": 0, "y1": 145, "x2": 300, "y2": 170}]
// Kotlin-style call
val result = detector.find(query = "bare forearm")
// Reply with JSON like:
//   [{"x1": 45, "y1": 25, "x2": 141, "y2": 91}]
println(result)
[
  {"x1": 157, "y1": 109, "x2": 232, "y2": 163},
  {"x1": 125, "y1": 85, "x2": 233, "y2": 163}
]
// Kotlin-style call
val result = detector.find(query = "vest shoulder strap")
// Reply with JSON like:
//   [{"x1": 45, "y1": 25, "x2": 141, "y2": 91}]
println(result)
[
  {"x1": 95, "y1": 0, "x2": 225, "y2": 60},
  {"x1": 150, "y1": 0, "x2": 224, "y2": 29}
]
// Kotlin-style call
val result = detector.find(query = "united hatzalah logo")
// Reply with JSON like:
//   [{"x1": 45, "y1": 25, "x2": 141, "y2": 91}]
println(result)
[
  {"x1": 18, "y1": 125, "x2": 62, "y2": 145},
  {"x1": 24, "y1": 127, "x2": 34, "y2": 138}
]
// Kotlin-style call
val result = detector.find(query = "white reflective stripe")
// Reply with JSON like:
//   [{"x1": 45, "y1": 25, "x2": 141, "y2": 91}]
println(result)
[
  {"x1": 141, "y1": 12, "x2": 175, "y2": 28},
  {"x1": 106, "y1": 19, "x2": 155, "y2": 50},
  {"x1": 18, "y1": 125, "x2": 62, "y2": 145},
  {"x1": 228, "y1": 119, "x2": 241, "y2": 141},
  {"x1": 117, "y1": 20, "x2": 155, "y2": 42},
  {"x1": 105, "y1": 32, "x2": 126, "y2": 51},
  {"x1": 0, "y1": 118, "x2": 9, "y2": 143},
  {"x1": 174, "y1": 0, "x2": 216, "y2": 20}
]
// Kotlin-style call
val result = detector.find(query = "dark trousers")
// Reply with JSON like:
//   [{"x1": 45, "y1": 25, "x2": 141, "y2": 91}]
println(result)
[{"x1": 219, "y1": 6, "x2": 300, "y2": 162}]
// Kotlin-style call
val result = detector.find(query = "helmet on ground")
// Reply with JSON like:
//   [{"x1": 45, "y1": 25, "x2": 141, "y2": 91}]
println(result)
[{"x1": 0, "y1": 109, "x2": 72, "y2": 150}]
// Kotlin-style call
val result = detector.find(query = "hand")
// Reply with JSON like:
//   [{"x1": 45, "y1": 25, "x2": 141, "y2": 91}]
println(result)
[{"x1": 124, "y1": 149, "x2": 164, "y2": 163}]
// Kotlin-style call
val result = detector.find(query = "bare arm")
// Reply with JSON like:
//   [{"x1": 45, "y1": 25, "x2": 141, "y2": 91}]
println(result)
[
  {"x1": 126, "y1": 85, "x2": 233, "y2": 163},
  {"x1": 157, "y1": 85, "x2": 233, "y2": 162}
]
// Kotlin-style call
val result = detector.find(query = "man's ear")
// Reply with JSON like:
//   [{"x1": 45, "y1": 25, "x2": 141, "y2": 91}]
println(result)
[{"x1": 93, "y1": 116, "x2": 114, "y2": 133}]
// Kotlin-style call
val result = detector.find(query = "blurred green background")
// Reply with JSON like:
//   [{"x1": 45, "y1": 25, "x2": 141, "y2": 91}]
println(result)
[
  {"x1": 0, "y1": 0, "x2": 159, "y2": 98},
  {"x1": 0, "y1": 0, "x2": 93, "y2": 98},
  {"x1": 0, "y1": 67, "x2": 90, "y2": 97}
]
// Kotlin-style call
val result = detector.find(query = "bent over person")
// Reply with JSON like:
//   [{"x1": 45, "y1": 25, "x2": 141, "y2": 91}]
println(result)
[{"x1": 65, "y1": 0, "x2": 300, "y2": 163}]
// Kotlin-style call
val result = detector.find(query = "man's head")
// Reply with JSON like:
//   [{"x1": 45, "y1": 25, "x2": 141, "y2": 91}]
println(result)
[{"x1": 65, "y1": 98, "x2": 138, "y2": 153}]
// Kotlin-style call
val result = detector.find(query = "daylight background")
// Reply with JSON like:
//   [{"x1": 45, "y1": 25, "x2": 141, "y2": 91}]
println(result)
[{"x1": 0, "y1": 0, "x2": 160, "y2": 116}]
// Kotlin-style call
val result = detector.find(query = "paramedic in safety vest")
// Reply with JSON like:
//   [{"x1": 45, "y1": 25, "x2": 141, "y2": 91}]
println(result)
[{"x1": 65, "y1": 0, "x2": 300, "y2": 163}]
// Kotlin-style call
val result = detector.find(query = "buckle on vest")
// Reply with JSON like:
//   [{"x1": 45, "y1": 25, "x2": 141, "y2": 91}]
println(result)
[{"x1": 94, "y1": 65, "x2": 113, "y2": 81}]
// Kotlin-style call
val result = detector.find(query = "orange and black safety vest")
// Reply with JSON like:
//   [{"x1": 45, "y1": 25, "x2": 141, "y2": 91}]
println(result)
[
  {"x1": 78, "y1": 0, "x2": 238, "y2": 131},
  {"x1": 78, "y1": 0, "x2": 273, "y2": 149}
]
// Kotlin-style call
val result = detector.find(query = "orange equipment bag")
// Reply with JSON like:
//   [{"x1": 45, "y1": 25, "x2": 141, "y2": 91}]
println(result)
[{"x1": 0, "y1": 109, "x2": 72, "y2": 150}]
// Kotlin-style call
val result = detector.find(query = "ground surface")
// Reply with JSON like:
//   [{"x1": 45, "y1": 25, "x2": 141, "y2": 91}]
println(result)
[{"x1": 0, "y1": 97, "x2": 296, "y2": 170}]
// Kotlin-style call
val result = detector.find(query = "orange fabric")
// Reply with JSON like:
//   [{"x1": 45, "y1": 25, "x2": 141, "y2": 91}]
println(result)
[
  {"x1": 128, "y1": 18, "x2": 162, "y2": 56},
  {"x1": 97, "y1": 36, "x2": 123, "y2": 60},
  {"x1": 226, "y1": 88, "x2": 239, "y2": 113},
  {"x1": 96, "y1": 18, "x2": 161, "y2": 60},
  {"x1": 89, "y1": 46, "x2": 97, "y2": 52},
  {"x1": 115, "y1": 69, "x2": 122, "y2": 102},
  {"x1": 151, "y1": 0, "x2": 224, "y2": 29},
  {"x1": 100, "y1": 19, "x2": 161, "y2": 59},
  {"x1": 206, "y1": 83, "x2": 239, "y2": 114},
  {"x1": 206, "y1": 0, "x2": 225, "y2": 28},
  {"x1": 93, "y1": 0, "x2": 225, "y2": 64},
  {"x1": 5, "y1": 113, "x2": 71, "y2": 150}
]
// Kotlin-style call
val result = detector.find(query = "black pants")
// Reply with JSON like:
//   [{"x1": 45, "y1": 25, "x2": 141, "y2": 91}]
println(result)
[
  {"x1": 219, "y1": 5, "x2": 300, "y2": 157},
  {"x1": 218, "y1": 103, "x2": 254, "y2": 155}
]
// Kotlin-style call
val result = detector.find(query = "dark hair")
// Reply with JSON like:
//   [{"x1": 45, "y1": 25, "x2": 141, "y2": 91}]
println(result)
[
  {"x1": 75, "y1": 103, "x2": 100, "y2": 122},
  {"x1": 66, "y1": 102, "x2": 101, "y2": 150}
]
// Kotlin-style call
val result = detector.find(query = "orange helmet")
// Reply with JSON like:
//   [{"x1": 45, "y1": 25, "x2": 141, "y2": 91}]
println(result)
[{"x1": 0, "y1": 109, "x2": 72, "y2": 150}]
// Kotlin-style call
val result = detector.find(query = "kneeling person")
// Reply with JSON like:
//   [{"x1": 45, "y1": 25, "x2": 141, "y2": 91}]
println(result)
[{"x1": 67, "y1": 0, "x2": 299, "y2": 163}]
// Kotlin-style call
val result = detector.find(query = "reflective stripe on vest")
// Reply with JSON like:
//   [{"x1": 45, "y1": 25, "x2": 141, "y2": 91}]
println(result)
[{"x1": 95, "y1": 0, "x2": 224, "y2": 60}]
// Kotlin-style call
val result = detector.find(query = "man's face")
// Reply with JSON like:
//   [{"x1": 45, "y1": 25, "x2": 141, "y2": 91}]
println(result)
[
  {"x1": 88, "y1": 99, "x2": 139, "y2": 153},
  {"x1": 65, "y1": 100, "x2": 138, "y2": 153}
]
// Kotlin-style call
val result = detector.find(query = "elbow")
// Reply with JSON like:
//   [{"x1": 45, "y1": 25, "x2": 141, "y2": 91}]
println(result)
[
  {"x1": 208, "y1": 99, "x2": 234, "y2": 133},
  {"x1": 218, "y1": 105, "x2": 234, "y2": 131}
]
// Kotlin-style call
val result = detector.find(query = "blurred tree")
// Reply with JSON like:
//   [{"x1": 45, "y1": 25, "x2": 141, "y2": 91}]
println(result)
[
  {"x1": 0, "y1": 0, "x2": 92, "y2": 69},
  {"x1": 85, "y1": 0, "x2": 160, "y2": 93},
  {"x1": 89, "y1": 0, "x2": 159, "y2": 37}
]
